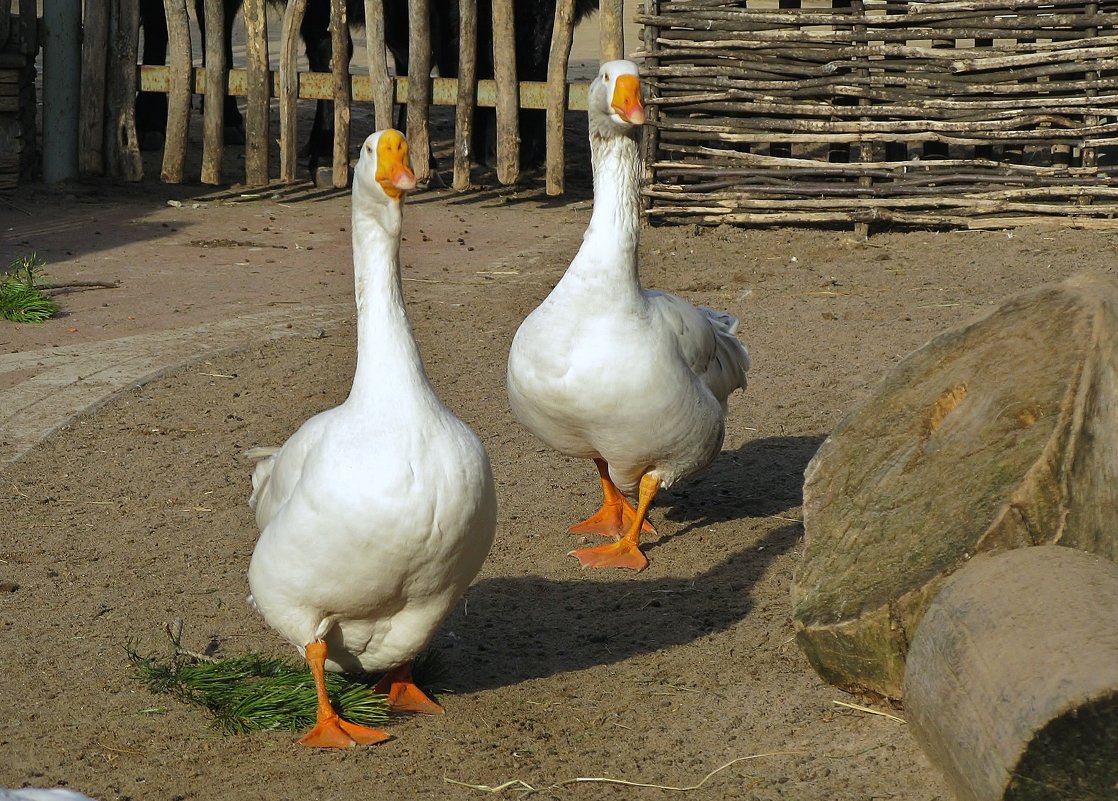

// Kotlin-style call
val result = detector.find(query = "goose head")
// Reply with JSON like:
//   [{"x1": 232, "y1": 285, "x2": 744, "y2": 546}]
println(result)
[
  {"x1": 354, "y1": 128, "x2": 418, "y2": 205},
  {"x1": 588, "y1": 59, "x2": 646, "y2": 138}
]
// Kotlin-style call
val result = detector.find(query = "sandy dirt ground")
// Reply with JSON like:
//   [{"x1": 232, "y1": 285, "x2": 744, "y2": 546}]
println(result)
[{"x1": 4, "y1": 39, "x2": 1118, "y2": 801}]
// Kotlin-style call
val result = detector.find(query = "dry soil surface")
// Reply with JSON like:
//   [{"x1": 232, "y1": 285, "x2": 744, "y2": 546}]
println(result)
[{"x1": 2, "y1": 136, "x2": 1118, "y2": 801}]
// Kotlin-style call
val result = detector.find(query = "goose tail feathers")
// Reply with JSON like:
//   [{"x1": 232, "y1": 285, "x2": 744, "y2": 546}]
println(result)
[
  {"x1": 699, "y1": 306, "x2": 751, "y2": 404},
  {"x1": 244, "y1": 446, "x2": 280, "y2": 512}
]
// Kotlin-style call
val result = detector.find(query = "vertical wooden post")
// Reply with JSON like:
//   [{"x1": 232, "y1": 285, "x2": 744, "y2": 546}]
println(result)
[
  {"x1": 451, "y1": 0, "x2": 477, "y2": 190},
  {"x1": 78, "y1": 0, "x2": 108, "y2": 176},
  {"x1": 243, "y1": 0, "x2": 270, "y2": 186},
  {"x1": 329, "y1": 0, "x2": 351, "y2": 188},
  {"x1": 406, "y1": 0, "x2": 432, "y2": 185},
  {"x1": 598, "y1": 0, "x2": 624, "y2": 62},
  {"x1": 106, "y1": 0, "x2": 143, "y2": 181},
  {"x1": 850, "y1": 0, "x2": 871, "y2": 239},
  {"x1": 491, "y1": 0, "x2": 519, "y2": 185},
  {"x1": 42, "y1": 0, "x2": 82, "y2": 183},
  {"x1": 17, "y1": 0, "x2": 37, "y2": 57},
  {"x1": 279, "y1": 0, "x2": 308, "y2": 182},
  {"x1": 364, "y1": 0, "x2": 394, "y2": 131},
  {"x1": 160, "y1": 0, "x2": 192, "y2": 183},
  {"x1": 640, "y1": 0, "x2": 659, "y2": 215},
  {"x1": 201, "y1": 0, "x2": 226, "y2": 185},
  {"x1": 545, "y1": 0, "x2": 576, "y2": 196}
]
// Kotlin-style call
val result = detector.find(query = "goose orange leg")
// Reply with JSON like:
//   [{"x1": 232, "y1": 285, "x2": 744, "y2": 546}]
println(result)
[
  {"x1": 298, "y1": 640, "x2": 391, "y2": 748},
  {"x1": 373, "y1": 661, "x2": 444, "y2": 715},
  {"x1": 568, "y1": 459, "x2": 657, "y2": 538},
  {"x1": 570, "y1": 473, "x2": 659, "y2": 571}
]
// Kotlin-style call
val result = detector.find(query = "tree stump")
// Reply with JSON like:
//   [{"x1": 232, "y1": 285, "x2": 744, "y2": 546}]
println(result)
[
  {"x1": 791, "y1": 272, "x2": 1118, "y2": 698},
  {"x1": 904, "y1": 546, "x2": 1118, "y2": 801}
]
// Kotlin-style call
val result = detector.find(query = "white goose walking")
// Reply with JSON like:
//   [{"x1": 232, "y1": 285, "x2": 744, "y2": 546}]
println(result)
[
  {"x1": 246, "y1": 129, "x2": 497, "y2": 748},
  {"x1": 506, "y1": 60, "x2": 750, "y2": 572}
]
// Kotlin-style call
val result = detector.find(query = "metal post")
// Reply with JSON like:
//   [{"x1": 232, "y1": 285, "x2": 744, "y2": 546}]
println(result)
[{"x1": 42, "y1": 0, "x2": 82, "y2": 182}]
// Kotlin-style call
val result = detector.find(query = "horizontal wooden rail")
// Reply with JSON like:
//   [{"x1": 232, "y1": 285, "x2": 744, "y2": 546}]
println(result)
[{"x1": 136, "y1": 65, "x2": 589, "y2": 111}]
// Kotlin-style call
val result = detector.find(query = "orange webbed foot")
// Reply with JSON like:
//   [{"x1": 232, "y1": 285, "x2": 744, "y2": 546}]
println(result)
[
  {"x1": 568, "y1": 501, "x2": 657, "y2": 538},
  {"x1": 569, "y1": 538, "x2": 650, "y2": 572},
  {"x1": 297, "y1": 714, "x2": 391, "y2": 749},
  {"x1": 374, "y1": 663, "x2": 444, "y2": 715}
]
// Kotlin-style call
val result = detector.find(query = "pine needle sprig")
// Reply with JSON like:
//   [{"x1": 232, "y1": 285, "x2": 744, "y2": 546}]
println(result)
[
  {"x1": 1, "y1": 254, "x2": 58, "y2": 323},
  {"x1": 126, "y1": 643, "x2": 390, "y2": 735}
]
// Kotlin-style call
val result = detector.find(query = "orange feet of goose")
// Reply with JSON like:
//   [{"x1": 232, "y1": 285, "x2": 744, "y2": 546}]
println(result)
[
  {"x1": 298, "y1": 639, "x2": 391, "y2": 749},
  {"x1": 568, "y1": 459, "x2": 656, "y2": 538},
  {"x1": 569, "y1": 537, "x2": 650, "y2": 571},
  {"x1": 569, "y1": 472, "x2": 659, "y2": 572},
  {"x1": 298, "y1": 713, "x2": 391, "y2": 749},
  {"x1": 374, "y1": 661, "x2": 444, "y2": 715}
]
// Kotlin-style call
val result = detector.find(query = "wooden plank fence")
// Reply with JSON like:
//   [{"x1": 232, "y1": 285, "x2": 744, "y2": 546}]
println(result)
[
  {"x1": 74, "y1": 0, "x2": 625, "y2": 193},
  {"x1": 0, "y1": 0, "x2": 38, "y2": 190},
  {"x1": 639, "y1": 0, "x2": 1118, "y2": 233}
]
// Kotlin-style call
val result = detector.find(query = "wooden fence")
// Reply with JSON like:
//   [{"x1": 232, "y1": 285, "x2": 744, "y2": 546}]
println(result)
[
  {"x1": 0, "y1": 0, "x2": 37, "y2": 189},
  {"x1": 639, "y1": 0, "x2": 1118, "y2": 232},
  {"x1": 79, "y1": 0, "x2": 625, "y2": 194}
]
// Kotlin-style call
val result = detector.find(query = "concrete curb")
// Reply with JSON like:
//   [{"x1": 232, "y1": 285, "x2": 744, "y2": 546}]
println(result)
[{"x1": 0, "y1": 303, "x2": 351, "y2": 468}]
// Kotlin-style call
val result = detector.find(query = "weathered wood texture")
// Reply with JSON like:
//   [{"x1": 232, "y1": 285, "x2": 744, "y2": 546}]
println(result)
[
  {"x1": 329, "y1": 0, "x2": 350, "y2": 188},
  {"x1": 80, "y1": 0, "x2": 593, "y2": 189},
  {"x1": 78, "y1": 0, "x2": 108, "y2": 176},
  {"x1": 160, "y1": 0, "x2": 192, "y2": 184},
  {"x1": 200, "y1": 0, "x2": 226, "y2": 185},
  {"x1": 491, "y1": 0, "x2": 520, "y2": 184},
  {"x1": 107, "y1": 0, "x2": 143, "y2": 181},
  {"x1": 546, "y1": 0, "x2": 578, "y2": 195},
  {"x1": 279, "y1": 0, "x2": 309, "y2": 182},
  {"x1": 364, "y1": 0, "x2": 393, "y2": 131},
  {"x1": 0, "y1": 6, "x2": 35, "y2": 189},
  {"x1": 243, "y1": 0, "x2": 270, "y2": 186},
  {"x1": 453, "y1": 0, "x2": 478, "y2": 190},
  {"x1": 904, "y1": 546, "x2": 1118, "y2": 801},
  {"x1": 406, "y1": 0, "x2": 432, "y2": 185},
  {"x1": 792, "y1": 272, "x2": 1118, "y2": 699},
  {"x1": 639, "y1": 0, "x2": 1118, "y2": 231}
]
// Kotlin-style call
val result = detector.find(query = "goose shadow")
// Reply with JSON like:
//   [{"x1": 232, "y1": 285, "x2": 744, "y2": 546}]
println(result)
[
  {"x1": 437, "y1": 521, "x2": 801, "y2": 695},
  {"x1": 650, "y1": 434, "x2": 825, "y2": 549}
]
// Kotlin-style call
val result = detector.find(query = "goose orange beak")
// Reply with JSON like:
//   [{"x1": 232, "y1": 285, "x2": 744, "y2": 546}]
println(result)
[
  {"x1": 376, "y1": 129, "x2": 417, "y2": 199},
  {"x1": 611, "y1": 74, "x2": 646, "y2": 126}
]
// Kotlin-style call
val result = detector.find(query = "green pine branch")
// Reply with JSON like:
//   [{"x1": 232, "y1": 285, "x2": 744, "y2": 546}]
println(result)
[
  {"x1": 1, "y1": 254, "x2": 59, "y2": 323},
  {"x1": 126, "y1": 643, "x2": 390, "y2": 735}
]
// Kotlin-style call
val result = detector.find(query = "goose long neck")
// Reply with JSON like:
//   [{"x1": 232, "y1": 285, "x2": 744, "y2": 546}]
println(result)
[
  {"x1": 347, "y1": 193, "x2": 429, "y2": 406},
  {"x1": 568, "y1": 127, "x2": 642, "y2": 288}
]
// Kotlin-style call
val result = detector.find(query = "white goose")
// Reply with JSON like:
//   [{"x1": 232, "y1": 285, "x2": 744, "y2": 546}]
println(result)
[
  {"x1": 246, "y1": 129, "x2": 497, "y2": 748},
  {"x1": 506, "y1": 60, "x2": 750, "y2": 572}
]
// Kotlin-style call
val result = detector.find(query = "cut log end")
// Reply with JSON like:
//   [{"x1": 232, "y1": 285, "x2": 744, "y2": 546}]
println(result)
[
  {"x1": 905, "y1": 546, "x2": 1118, "y2": 801},
  {"x1": 793, "y1": 272, "x2": 1118, "y2": 697}
]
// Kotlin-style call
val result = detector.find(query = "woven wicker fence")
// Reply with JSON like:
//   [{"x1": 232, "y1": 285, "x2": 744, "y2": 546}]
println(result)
[{"x1": 638, "y1": 0, "x2": 1118, "y2": 231}]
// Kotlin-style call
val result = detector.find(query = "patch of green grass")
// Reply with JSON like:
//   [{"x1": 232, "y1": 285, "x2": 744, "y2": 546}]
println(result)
[
  {"x1": 126, "y1": 644, "x2": 390, "y2": 735},
  {"x1": 1, "y1": 254, "x2": 58, "y2": 323}
]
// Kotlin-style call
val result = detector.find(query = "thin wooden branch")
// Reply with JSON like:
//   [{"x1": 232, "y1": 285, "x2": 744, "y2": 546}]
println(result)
[
  {"x1": 452, "y1": 0, "x2": 478, "y2": 191},
  {"x1": 492, "y1": 0, "x2": 521, "y2": 184},
  {"x1": 279, "y1": 0, "x2": 308, "y2": 182},
  {"x1": 546, "y1": 0, "x2": 577, "y2": 195},
  {"x1": 364, "y1": 0, "x2": 394, "y2": 131},
  {"x1": 201, "y1": 0, "x2": 226, "y2": 185},
  {"x1": 330, "y1": 0, "x2": 351, "y2": 188},
  {"x1": 244, "y1": 0, "x2": 270, "y2": 186},
  {"x1": 406, "y1": 0, "x2": 432, "y2": 184}
]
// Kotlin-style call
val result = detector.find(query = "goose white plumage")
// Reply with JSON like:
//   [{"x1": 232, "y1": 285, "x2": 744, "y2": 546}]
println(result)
[
  {"x1": 506, "y1": 60, "x2": 750, "y2": 572},
  {"x1": 246, "y1": 129, "x2": 497, "y2": 748}
]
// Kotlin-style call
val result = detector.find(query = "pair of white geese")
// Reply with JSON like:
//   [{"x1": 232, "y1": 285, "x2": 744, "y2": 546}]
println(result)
[{"x1": 245, "y1": 60, "x2": 751, "y2": 748}]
